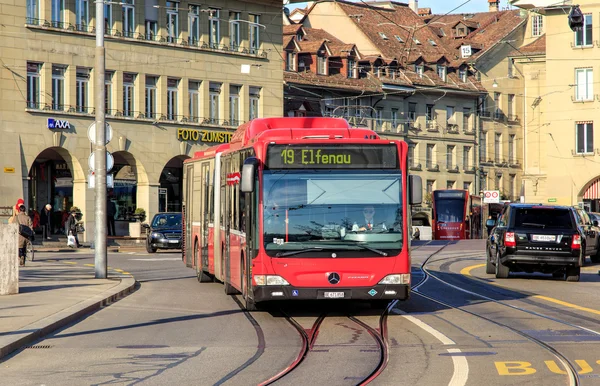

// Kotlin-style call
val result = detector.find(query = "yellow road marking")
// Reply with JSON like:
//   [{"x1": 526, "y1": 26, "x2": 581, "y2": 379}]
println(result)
[
  {"x1": 113, "y1": 269, "x2": 124, "y2": 272},
  {"x1": 533, "y1": 295, "x2": 600, "y2": 316},
  {"x1": 121, "y1": 272, "x2": 131, "y2": 275},
  {"x1": 63, "y1": 261, "x2": 76, "y2": 265},
  {"x1": 84, "y1": 264, "x2": 94, "y2": 267},
  {"x1": 460, "y1": 264, "x2": 486, "y2": 276}
]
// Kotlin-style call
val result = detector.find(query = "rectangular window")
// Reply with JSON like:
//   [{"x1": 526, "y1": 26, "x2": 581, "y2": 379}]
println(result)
[
  {"x1": 575, "y1": 14, "x2": 592, "y2": 47},
  {"x1": 375, "y1": 108, "x2": 383, "y2": 129},
  {"x1": 495, "y1": 133, "x2": 502, "y2": 163},
  {"x1": 123, "y1": 72, "x2": 135, "y2": 117},
  {"x1": 532, "y1": 14, "x2": 543, "y2": 37},
  {"x1": 463, "y1": 108, "x2": 471, "y2": 131},
  {"x1": 209, "y1": 9, "x2": 220, "y2": 48},
  {"x1": 408, "y1": 144, "x2": 415, "y2": 167},
  {"x1": 426, "y1": 104, "x2": 434, "y2": 127},
  {"x1": 480, "y1": 131, "x2": 487, "y2": 161},
  {"x1": 458, "y1": 69, "x2": 467, "y2": 82},
  {"x1": 507, "y1": 94, "x2": 515, "y2": 119},
  {"x1": 166, "y1": 1, "x2": 179, "y2": 43},
  {"x1": 463, "y1": 146, "x2": 471, "y2": 170},
  {"x1": 446, "y1": 106, "x2": 455, "y2": 125},
  {"x1": 317, "y1": 55, "x2": 327, "y2": 75},
  {"x1": 104, "y1": 3, "x2": 112, "y2": 32},
  {"x1": 51, "y1": 65, "x2": 65, "y2": 111},
  {"x1": 76, "y1": 67, "x2": 90, "y2": 113},
  {"x1": 51, "y1": 0, "x2": 64, "y2": 27},
  {"x1": 249, "y1": 86, "x2": 260, "y2": 120},
  {"x1": 391, "y1": 109, "x2": 398, "y2": 129},
  {"x1": 447, "y1": 180, "x2": 455, "y2": 189},
  {"x1": 447, "y1": 145, "x2": 454, "y2": 169},
  {"x1": 188, "y1": 80, "x2": 200, "y2": 122},
  {"x1": 437, "y1": 65, "x2": 446, "y2": 82},
  {"x1": 347, "y1": 59, "x2": 355, "y2": 78},
  {"x1": 416, "y1": 65, "x2": 424, "y2": 78},
  {"x1": 576, "y1": 122, "x2": 594, "y2": 154},
  {"x1": 122, "y1": 1, "x2": 135, "y2": 38},
  {"x1": 426, "y1": 179, "x2": 435, "y2": 194},
  {"x1": 189, "y1": 5, "x2": 200, "y2": 45},
  {"x1": 167, "y1": 78, "x2": 179, "y2": 120},
  {"x1": 408, "y1": 103, "x2": 417, "y2": 122},
  {"x1": 209, "y1": 82, "x2": 221, "y2": 123},
  {"x1": 145, "y1": 76, "x2": 157, "y2": 119},
  {"x1": 463, "y1": 181, "x2": 471, "y2": 193},
  {"x1": 26, "y1": 0, "x2": 39, "y2": 23},
  {"x1": 27, "y1": 62, "x2": 40, "y2": 109},
  {"x1": 230, "y1": 12, "x2": 241, "y2": 50},
  {"x1": 508, "y1": 134, "x2": 515, "y2": 163},
  {"x1": 146, "y1": 20, "x2": 157, "y2": 41},
  {"x1": 494, "y1": 92, "x2": 501, "y2": 119},
  {"x1": 509, "y1": 175, "x2": 515, "y2": 199},
  {"x1": 575, "y1": 68, "x2": 593, "y2": 101},
  {"x1": 75, "y1": 0, "x2": 89, "y2": 31},
  {"x1": 286, "y1": 51, "x2": 296, "y2": 71},
  {"x1": 249, "y1": 14, "x2": 260, "y2": 54},
  {"x1": 229, "y1": 85, "x2": 241, "y2": 126},
  {"x1": 105, "y1": 71, "x2": 113, "y2": 115},
  {"x1": 426, "y1": 144, "x2": 435, "y2": 169}
]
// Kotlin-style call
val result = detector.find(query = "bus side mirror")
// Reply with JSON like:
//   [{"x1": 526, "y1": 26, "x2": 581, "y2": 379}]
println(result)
[
  {"x1": 241, "y1": 157, "x2": 259, "y2": 193},
  {"x1": 409, "y1": 175, "x2": 422, "y2": 205},
  {"x1": 486, "y1": 219, "x2": 496, "y2": 228}
]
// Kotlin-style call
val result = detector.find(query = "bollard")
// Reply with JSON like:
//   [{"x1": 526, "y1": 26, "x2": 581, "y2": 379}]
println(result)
[{"x1": 0, "y1": 223, "x2": 19, "y2": 295}]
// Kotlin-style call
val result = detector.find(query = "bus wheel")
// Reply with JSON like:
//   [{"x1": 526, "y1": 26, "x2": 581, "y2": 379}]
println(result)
[
  {"x1": 224, "y1": 281, "x2": 239, "y2": 295},
  {"x1": 241, "y1": 255, "x2": 257, "y2": 311},
  {"x1": 196, "y1": 241, "x2": 213, "y2": 283}
]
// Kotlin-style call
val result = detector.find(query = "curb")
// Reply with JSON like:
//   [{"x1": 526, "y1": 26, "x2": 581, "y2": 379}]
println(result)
[{"x1": 0, "y1": 276, "x2": 136, "y2": 360}]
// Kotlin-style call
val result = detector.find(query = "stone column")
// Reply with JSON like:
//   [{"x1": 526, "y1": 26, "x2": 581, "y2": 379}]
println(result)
[
  {"x1": 137, "y1": 182, "x2": 159, "y2": 224},
  {"x1": 0, "y1": 224, "x2": 19, "y2": 295}
]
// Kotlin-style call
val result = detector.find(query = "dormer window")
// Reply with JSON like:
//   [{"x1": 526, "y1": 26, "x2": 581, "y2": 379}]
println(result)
[
  {"x1": 415, "y1": 64, "x2": 424, "y2": 78},
  {"x1": 437, "y1": 65, "x2": 447, "y2": 82},
  {"x1": 347, "y1": 58, "x2": 356, "y2": 78},
  {"x1": 379, "y1": 32, "x2": 388, "y2": 40},
  {"x1": 428, "y1": 39, "x2": 437, "y2": 46},
  {"x1": 286, "y1": 51, "x2": 296, "y2": 71},
  {"x1": 413, "y1": 38, "x2": 421, "y2": 45},
  {"x1": 459, "y1": 69, "x2": 467, "y2": 82},
  {"x1": 394, "y1": 35, "x2": 404, "y2": 43},
  {"x1": 317, "y1": 54, "x2": 327, "y2": 75},
  {"x1": 297, "y1": 32, "x2": 303, "y2": 41}
]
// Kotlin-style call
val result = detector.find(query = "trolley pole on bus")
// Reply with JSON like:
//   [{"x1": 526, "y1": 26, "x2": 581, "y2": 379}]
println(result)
[{"x1": 94, "y1": 1, "x2": 107, "y2": 279}]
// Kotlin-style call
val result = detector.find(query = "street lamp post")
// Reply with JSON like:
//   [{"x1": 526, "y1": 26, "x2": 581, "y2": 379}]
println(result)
[{"x1": 94, "y1": 0, "x2": 107, "y2": 279}]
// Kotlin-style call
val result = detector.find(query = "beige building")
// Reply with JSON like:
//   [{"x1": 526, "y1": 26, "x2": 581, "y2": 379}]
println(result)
[
  {"x1": 0, "y1": 0, "x2": 283, "y2": 239},
  {"x1": 511, "y1": 0, "x2": 600, "y2": 208}
]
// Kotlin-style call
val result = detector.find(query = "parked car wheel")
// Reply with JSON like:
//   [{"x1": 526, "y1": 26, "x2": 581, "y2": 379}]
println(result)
[
  {"x1": 485, "y1": 247, "x2": 495, "y2": 274},
  {"x1": 495, "y1": 253, "x2": 509, "y2": 279},
  {"x1": 146, "y1": 242, "x2": 157, "y2": 253}
]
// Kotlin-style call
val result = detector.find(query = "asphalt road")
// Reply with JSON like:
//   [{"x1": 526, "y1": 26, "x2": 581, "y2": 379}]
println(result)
[{"x1": 2, "y1": 242, "x2": 600, "y2": 385}]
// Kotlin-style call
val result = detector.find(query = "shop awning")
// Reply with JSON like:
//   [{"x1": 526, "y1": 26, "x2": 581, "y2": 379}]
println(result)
[{"x1": 583, "y1": 177, "x2": 600, "y2": 199}]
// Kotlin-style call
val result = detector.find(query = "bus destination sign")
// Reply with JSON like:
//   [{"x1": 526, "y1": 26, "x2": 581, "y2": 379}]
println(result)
[
  {"x1": 266, "y1": 144, "x2": 398, "y2": 169},
  {"x1": 434, "y1": 191, "x2": 466, "y2": 199}
]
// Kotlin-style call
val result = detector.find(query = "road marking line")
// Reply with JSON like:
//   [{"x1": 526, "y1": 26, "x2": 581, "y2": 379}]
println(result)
[
  {"x1": 113, "y1": 269, "x2": 124, "y2": 272},
  {"x1": 63, "y1": 261, "x2": 76, "y2": 265},
  {"x1": 130, "y1": 257, "x2": 182, "y2": 261},
  {"x1": 84, "y1": 264, "x2": 94, "y2": 267},
  {"x1": 393, "y1": 309, "x2": 468, "y2": 386},
  {"x1": 533, "y1": 295, "x2": 600, "y2": 316},
  {"x1": 460, "y1": 264, "x2": 486, "y2": 276}
]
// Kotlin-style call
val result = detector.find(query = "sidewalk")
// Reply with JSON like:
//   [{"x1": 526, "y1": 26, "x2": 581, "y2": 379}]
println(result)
[{"x1": 0, "y1": 259, "x2": 136, "y2": 360}]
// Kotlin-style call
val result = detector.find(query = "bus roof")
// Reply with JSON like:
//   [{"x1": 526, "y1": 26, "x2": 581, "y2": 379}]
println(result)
[{"x1": 186, "y1": 117, "x2": 387, "y2": 162}]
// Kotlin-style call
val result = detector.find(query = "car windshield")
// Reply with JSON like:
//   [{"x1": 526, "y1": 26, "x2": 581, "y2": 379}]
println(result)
[
  {"x1": 152, "y1": 213, "x2": 182, "y2": 228},
  {"x1": 262, "y1": 170, "x2": 403, "y2": 257},
  {"x1": 513, "y1": 208, "x2": 572, "y2": 229}
]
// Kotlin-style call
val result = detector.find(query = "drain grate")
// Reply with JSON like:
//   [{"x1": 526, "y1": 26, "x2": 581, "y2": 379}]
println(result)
[{"x1": 24, "y1": 345, "x2": 53, "y2": 349}]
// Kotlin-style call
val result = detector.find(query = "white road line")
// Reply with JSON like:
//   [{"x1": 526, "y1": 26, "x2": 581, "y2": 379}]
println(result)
[{"x1": 393, "y1": 309, "x2": 468, "y2": 386}]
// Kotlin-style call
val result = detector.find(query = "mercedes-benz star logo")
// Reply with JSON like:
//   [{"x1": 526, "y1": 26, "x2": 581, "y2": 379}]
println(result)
[{"x1": 328, "y1": 272, "x2": 341, "y2": 285}]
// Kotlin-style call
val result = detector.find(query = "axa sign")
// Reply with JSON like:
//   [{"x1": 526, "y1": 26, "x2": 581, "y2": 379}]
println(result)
[{"x1": 47, "y1": 118, "x2": 71, "y2": 130}]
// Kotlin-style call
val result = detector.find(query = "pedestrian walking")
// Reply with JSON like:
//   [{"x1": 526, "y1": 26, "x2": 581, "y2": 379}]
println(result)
[
  {"x1": 40, "y1": 204, "x2": 53, "y2": 240},
  {"x1": 107, "y1": 198, "x2": 117, "y2": 236},
  {"x1": 65, "y1": 210, "x2": 82, "y2": 248},
  {"x1": 10, "y1": 204, "x2": 33, "y2": 266}
]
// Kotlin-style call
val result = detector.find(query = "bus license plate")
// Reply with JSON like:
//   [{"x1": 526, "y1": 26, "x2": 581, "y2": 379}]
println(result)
[
  {"x1": 532, "y1": 235, "x2": 555, "y2": 242},
  {"x1": 324, "y1": 292, "x2": 344, "y2": 299}
]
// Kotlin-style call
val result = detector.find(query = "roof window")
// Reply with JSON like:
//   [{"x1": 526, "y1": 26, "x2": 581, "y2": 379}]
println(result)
[
  {"x1": 413, "y1": 38, "x2": 421, "y2": 45},
  {"x1": 379, "y1": 32, "x2": 388, "y2": 40},
  {"x1": 428, "y1": 39, "x2": 437, "y2": 46},
  {"x1": 394, "y1": 35, "x2": 404, "y2": 43}
]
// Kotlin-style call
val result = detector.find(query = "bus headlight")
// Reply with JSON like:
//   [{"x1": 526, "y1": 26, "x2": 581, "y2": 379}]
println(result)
[
  {"x1": 378, "y1": 274, "x2": 410, "y2": 285},
  {"x1": 254, "y1": 275, "x2": 290, "y2": 286}
]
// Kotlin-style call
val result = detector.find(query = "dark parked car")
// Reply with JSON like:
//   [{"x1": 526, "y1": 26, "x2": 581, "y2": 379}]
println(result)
[
  {"x1": 485, "y1": 204, "x2": 598, "y2": 282},
  {"x1": 144, "y1": 212, "x2": 182, "y2": 253}
]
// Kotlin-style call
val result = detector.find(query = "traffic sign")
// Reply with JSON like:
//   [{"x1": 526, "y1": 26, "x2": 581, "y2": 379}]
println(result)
[
  {"x1": 483, "y1": 190, "x2": 500, "y2": 204},
  {"x1": 87, "y1": 122, "x2": 113, "y2": 145},
  {"x1": 88, "y1": 172, "x2": 114, "y2": 189},
  {"x1": 88, "y1": 151, "x2": 114, "y2": 172}
]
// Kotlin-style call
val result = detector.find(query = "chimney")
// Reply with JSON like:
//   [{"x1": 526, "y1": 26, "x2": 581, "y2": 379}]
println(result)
[
  {"x1": 488, "y1": 0, "x2": 499, "y2": 12},
  {"x1": 409, "y1": 0, "x2": 418, "y2": 13}
]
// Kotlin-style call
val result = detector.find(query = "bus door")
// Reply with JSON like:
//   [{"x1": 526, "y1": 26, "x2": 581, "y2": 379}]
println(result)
[
  {"x1": 184, "y1": 164, "x2": 194, "y2": 267},
  {"x1": 222, "y1": 156, "x2": 231, "y2": 283},
  {"x1": 200, "y1": 162, "x2": 211, "y2": 272}
]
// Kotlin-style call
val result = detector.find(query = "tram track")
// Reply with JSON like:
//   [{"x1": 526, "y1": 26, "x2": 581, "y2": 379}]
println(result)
[{"x1": 413, "y1": 244, "x2": 598, "y2": 386}]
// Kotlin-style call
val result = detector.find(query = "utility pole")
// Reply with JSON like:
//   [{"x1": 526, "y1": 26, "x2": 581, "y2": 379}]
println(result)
[{"x1": 94, "y1": 0, "x2": 107, "y2": 279}]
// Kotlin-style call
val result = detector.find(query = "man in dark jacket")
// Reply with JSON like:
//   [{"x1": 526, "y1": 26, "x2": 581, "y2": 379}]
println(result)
[
  {"x1": 65, "y1": 210, "x2": 82, "y2": 248},
  {"x1": 40, "y1": 204, "x2": 53, "y2": 240},
  {"x1": 107, "y1": 198, "x2": 117, "y2": 236}
]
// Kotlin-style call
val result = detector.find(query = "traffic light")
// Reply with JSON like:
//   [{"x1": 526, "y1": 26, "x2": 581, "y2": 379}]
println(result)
[{"x1": 568, "y1": 5, "x2": 584, "y2": 31}]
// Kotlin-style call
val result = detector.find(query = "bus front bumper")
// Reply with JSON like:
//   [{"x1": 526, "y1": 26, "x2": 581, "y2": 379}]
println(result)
[{"x1": 253, "y1": 284, "x2": 410, "y2": 302}]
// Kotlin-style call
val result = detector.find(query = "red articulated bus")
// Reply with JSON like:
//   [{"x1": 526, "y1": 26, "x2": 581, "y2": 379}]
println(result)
[
  {"x1": 432, "y1": 189, "x2": 482, "y2": 240},
  {"x1": 182, "y1": 117, "x2": 422, "y2": 310}
]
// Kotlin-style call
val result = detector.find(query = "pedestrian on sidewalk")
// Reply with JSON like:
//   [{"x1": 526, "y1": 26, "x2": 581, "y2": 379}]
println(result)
[
  {"x1": 65, "y1": 210, "x2": 82, "y2": 248},
  {"x1": 107, "y1": 198, "x2": 116, "y2": 236},
  {"x1": 10, "y1": 204, "x2": 33, "y2": 266},
  {"x1": 41, "y1": 204, "x2": 53, "y2": 240}
]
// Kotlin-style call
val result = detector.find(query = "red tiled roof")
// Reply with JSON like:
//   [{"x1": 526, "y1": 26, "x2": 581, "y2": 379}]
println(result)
[
  {"x1": 283, "y1": 25, "x2": 302, "y2": 35},
  {"x1": 301, "y1": 28, "x2": 345, "y2": 44},
  {"x1": 284, "y1": 71, "x2": 383, "y2": 92},
  {"x1": 298, "y1": 40, "x2": 327, "y2": 53},
  {"x1": 510, "y1": 34, "x2": 545, "y2": 56}
]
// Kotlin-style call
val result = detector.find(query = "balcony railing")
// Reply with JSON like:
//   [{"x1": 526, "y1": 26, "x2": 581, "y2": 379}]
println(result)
[
  {"x1": 446, "y1": 123, "x2": 459, "y2": 133},
  {"x1": 507, "y1": 114, "x2": 519, "y2": 123},
  {"x1": 478, "y1": 111, "x2": 491, "y2": 118},
  {"x1": 447, "y1": 165, "x2": 460, "y2": 173}
]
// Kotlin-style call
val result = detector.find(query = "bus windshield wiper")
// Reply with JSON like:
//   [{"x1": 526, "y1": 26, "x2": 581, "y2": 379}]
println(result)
[
  {"x1": 349, "y1": 243, "x2": 388, "y2": 256},
  {"x1": 276, "y1": 247, "x2": 324, "y2": 257}
]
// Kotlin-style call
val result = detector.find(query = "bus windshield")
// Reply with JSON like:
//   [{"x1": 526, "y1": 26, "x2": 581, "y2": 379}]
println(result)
[
  {"x1": 262, "y1": 170, "x2": 403, "y2": 257},
  {"x1": 434, "y1": 199, "x2": 466, "y2": 223}
]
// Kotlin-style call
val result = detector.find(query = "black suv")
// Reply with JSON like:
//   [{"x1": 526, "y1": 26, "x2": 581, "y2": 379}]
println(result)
[{"x1": 485, "y1": 204, "x2": 598, "y2": 282}]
